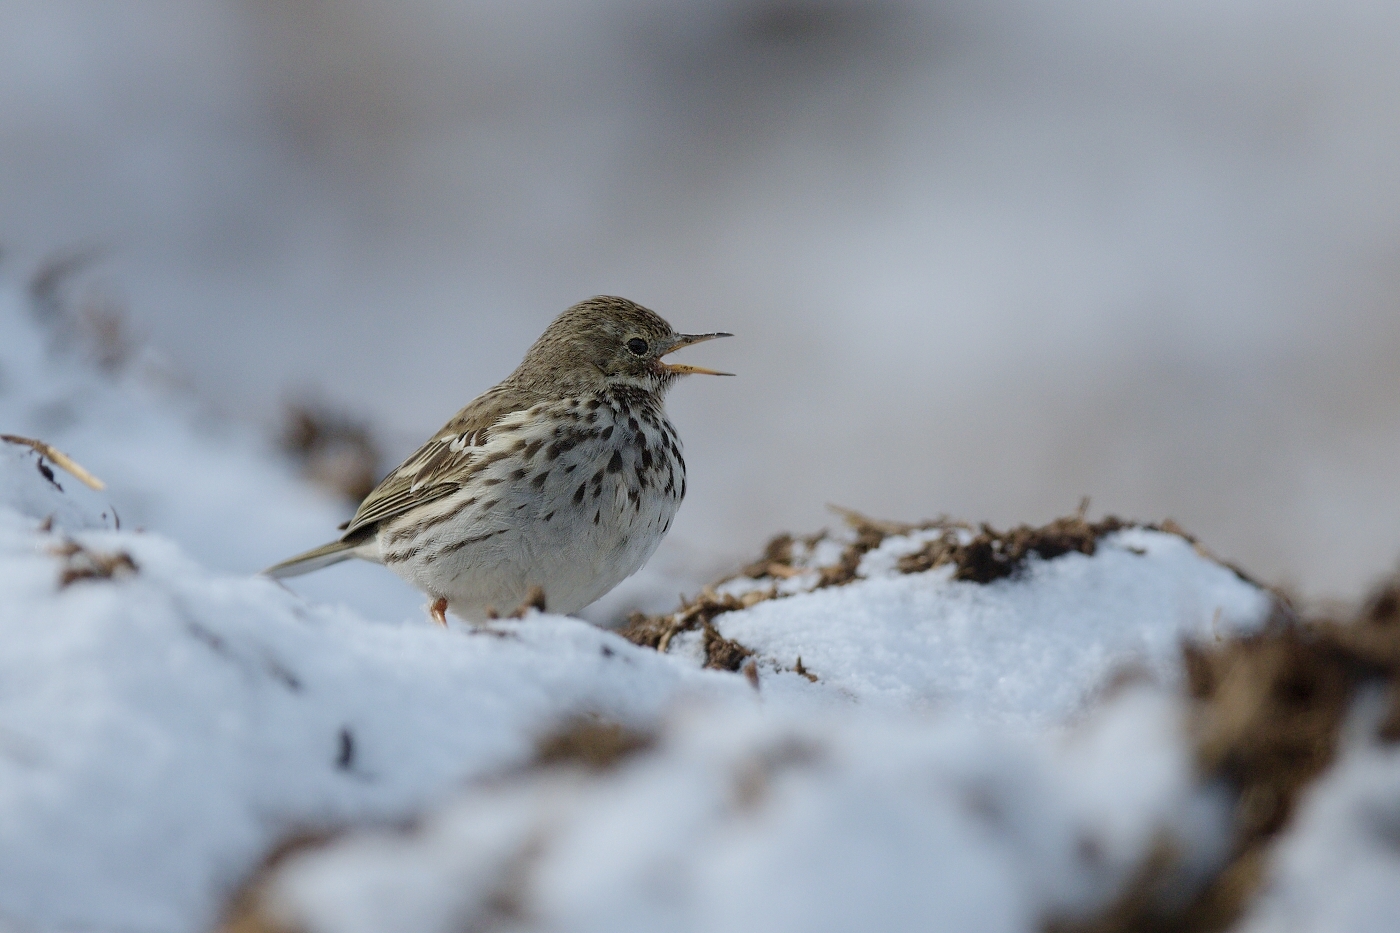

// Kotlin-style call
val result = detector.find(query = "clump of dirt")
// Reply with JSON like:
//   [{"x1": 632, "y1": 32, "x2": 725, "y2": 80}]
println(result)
[
  {"x1": 703, "y1": 621, "x2": 755, "y2": 672},
  {"x1": 731, "y1": 735, "x2": 825, "y2": 810},
  {"x1": 1050, "y1": 577, "x2": 1400, "y2": 933},
  {"x1": 737, "y1": 532, "x2": 797, "y2": 580},
  {"x1": 49, "y1": 539, "x2": 138, "y2": 587},
  {"x1": 902, "y1": 515, "x2": 1130, "y2": 583},
  {"x1": 618, "y1": 588, "x2": 773, "y2": 665},
  {"x1": 793, "y1": 656, "x2": 817, "y2": 682},
  {"x1": 534, "y1": 719, "x2": 655, "y2": 771},
  {"x1": 280, "y1": 402, "x2": 381, "y2": 504},
  {"x1": 810, "y1": 510, "x2": 911, "y2": 588}
]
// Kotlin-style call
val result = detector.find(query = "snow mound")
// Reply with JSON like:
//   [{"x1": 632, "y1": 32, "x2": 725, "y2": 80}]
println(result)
[{"x1": 626, "y1": 514, "x2": 1270, "y2": 725}]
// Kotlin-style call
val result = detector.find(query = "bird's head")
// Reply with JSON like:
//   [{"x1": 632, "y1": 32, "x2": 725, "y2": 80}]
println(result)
[{"x1": 515, "y1": 296, "x2": 732, "y2": 396}]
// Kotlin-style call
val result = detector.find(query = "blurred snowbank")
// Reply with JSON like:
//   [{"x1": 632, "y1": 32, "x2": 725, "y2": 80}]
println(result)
[{"x1": 249, "y1": 691, "x2": 1223, "y2": 933}]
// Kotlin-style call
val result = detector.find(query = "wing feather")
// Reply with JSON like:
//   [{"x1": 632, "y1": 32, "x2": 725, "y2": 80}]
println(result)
[{"x1": 339, "y1": 384, "x2": 540, "y2": 539}]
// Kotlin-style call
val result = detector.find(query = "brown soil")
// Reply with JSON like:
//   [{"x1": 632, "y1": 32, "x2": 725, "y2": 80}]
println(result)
[
  {"x1": 618, "y1": 588, "x2": 773, "y2": 667},
  {"x1": 898, "y1": 514, "x2": 1131, "y2": 583},
  {"x1": 534, "y1": 719, "x2": 655, "y2": 771},
  {"x1": 703, "y1": 621, "x2": 756, "y2": 672},
  {"x1": 48, "y1": 538, "x2": 138, "y2": 587}
]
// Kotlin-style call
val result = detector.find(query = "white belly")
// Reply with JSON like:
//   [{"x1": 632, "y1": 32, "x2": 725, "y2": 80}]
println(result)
[{"x1": 377, "y1": 400, "x2": 684, "y2": 621}]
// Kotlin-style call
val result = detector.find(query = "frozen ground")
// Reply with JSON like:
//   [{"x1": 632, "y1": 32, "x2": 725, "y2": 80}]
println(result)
[{"x1": 1, "y1": 278, "x2": 1398, "y2": 932}]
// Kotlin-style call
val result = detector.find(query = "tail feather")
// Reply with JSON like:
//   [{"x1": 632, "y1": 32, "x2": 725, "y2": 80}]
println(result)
[{"x1": 263, "y1": 540, "x2": 358, "y2": 579}]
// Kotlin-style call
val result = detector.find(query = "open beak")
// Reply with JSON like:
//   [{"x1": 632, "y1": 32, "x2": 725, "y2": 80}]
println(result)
[{"x1": 660, "y1": 332, "x2": 734, "y2": 376}]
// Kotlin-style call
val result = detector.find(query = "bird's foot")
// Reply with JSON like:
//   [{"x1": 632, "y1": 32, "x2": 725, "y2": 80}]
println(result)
[{"x1": 429, "y1": 597, "x2": 449, "y2": 628}]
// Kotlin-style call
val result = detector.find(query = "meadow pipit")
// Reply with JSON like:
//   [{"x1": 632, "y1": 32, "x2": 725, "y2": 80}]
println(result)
[{"x1": 265, "y1": 296, "x2": 731, "y2": 623}]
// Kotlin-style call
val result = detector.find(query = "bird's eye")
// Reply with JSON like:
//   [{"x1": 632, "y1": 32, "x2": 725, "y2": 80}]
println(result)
[{"x1": 626, "y1": 337, "x2": 649, "y2": 356}]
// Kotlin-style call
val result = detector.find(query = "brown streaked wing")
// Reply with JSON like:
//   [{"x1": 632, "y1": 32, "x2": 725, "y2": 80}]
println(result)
[{"x1": 338, "y1": 383, "x2": 542, "y2": 539}]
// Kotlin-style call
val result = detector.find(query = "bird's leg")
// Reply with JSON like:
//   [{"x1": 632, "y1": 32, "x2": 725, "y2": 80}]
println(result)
[{"x1": 429, "y1": 597, "x2": 449, "y2": 628}]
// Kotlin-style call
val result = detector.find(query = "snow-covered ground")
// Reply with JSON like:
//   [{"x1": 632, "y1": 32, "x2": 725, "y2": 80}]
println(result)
[
  {"x1": 2, "y1": 277, "x2": 1398, "y2": 932},
  {"x1": 248, "y1": 690, "x2": 1227, "y2": 933},
  {"x1": 662, "y1": 522, "x2": 1266, "y2": 724}
]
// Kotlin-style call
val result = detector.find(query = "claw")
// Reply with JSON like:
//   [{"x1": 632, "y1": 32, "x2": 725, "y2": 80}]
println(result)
[{"x1": 430, "y1": 597, "x2": 449, "y2": 628}]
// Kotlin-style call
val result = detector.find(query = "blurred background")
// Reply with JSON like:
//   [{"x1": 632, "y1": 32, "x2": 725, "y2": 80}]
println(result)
[{"x1": 2, "y1": 0, "x2": 1398, "y2": 612}]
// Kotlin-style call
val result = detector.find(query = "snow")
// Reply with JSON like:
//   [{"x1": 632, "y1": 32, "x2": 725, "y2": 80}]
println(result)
[
  {"x1": 0, "y1": 275, "x2": 1392, "y2": 932},
  {"x1": 698, "y1": 526, "x2": 1268, "y2": 724},
  {"x1": 261, "y1": 688, "x2": 1226, "y2": 933}
]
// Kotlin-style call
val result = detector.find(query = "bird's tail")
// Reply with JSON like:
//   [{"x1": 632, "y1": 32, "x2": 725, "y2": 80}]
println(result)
[{"x1": 263, "y1": 539, "x2": 358, "y2": 579}]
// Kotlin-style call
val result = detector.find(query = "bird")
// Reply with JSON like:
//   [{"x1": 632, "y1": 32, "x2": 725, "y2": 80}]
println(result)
[{"x1": 264, "y1": 296, "x2": 731, "y2": 625}]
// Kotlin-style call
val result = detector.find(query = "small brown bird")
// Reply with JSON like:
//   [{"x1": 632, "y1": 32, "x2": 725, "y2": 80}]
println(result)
[{"x1": 265, "y1": 296, "x2": 731, "y2": 624}]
